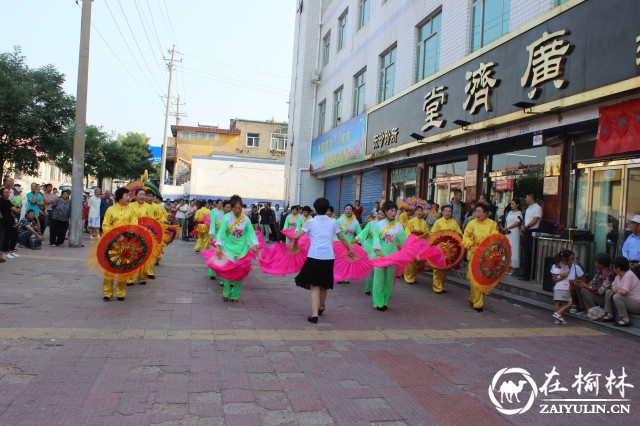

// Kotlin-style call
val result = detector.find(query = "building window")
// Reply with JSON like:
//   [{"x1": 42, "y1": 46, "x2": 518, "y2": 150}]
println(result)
[
  {"x1": 379, "y1": 46, "x2": 396, "y2": 103},
  {"x1": 338, "y1": 10, "x2": 348, "y2": 51},
  {"x1": 246, "y1": 133, "x2": 260, "y2": 147},
  {"x1": 358, "y1": 0, "x2": 370, "y2": 29},
  {"x1": 318, "y1": 100, "x2": 326, "y2": 135},
  {"x1": 353, "y1": 69, "x2": 366, "y2": 116},
  {"x1": 333, "y1": 87, "x2": 343, "y2": 128},
  {"x1": 416, "y1": 11, "x2": 441, "y2": 82},
  {"x1": 270, "y1": 132, "x2": 287, "y2": 151},
  {"x1": 322, "y1": 31, "x2": 331, "y2": 67},
  {"x1": 471, "y1": 0, "x2": 511, "y2": 52}
]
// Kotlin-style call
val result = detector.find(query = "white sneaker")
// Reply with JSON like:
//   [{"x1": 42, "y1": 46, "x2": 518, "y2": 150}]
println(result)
[
  {"x1": 3, "y1": 253, "x2": 14, "y2": 259},
  {"x1": 12, "y1": 251, "x2": 19, "y2": 257}
]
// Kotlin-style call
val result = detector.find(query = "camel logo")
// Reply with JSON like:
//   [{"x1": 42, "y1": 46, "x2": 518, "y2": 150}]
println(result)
[{"x1": 488, "y1": 367, "x2": 538, "y2": 415}]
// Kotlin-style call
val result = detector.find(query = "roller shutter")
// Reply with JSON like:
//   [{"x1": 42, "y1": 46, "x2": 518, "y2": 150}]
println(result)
[
  {"x1": 360, "y1": 169, "x2": 383, "y2": 213},
  {"x1": 339, "y1": 174, "x2": 357, "y2": 213},
  {"x1": 324, "y1": 177, "x2": 339, "y2": 211}
]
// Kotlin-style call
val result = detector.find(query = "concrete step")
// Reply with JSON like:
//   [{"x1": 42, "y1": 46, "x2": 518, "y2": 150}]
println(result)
[{"x1": 434, "y1": 271, "x2": 640, "y2": 341}]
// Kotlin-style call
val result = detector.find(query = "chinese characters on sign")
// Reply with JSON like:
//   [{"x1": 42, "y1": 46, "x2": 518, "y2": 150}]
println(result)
[
  {"x1": 463, "y1": 62, "x2": 500, "y2": 114},
  {"x1": 521, "y1": 30, "x2": 573, "y2": 99},
  {"x1": 421, "y1": 86, "x2": 448, "y2": 131},
  {"x1": 372, "y1": 128, "x2": 399, "y2": 150}
]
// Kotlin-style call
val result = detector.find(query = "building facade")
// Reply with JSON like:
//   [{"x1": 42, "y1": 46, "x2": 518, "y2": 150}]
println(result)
[{"x1": 286, "y1": 0, "x2": 640, "y2": 277}]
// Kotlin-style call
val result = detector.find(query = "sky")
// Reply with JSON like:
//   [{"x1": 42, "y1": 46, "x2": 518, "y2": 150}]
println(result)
[{"x1": 0, "y1": 0, "x2": 296, "y2": 147}]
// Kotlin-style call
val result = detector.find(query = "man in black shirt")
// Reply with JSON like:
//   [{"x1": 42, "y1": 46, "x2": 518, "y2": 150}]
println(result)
[{"x1": 259, "y1": 203, "x2": 274, "y2": 241}]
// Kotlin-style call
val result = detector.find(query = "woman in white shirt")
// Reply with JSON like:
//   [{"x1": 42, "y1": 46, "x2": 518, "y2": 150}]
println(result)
[
  {"x1": 175, "y1": 199, "x2": 188, "y2": 238},
  {"x1": 293, "y1": 197, "x2": 353, "y2": 324},
  {"x1": 87, "y1": 188, "x2": 102, "y2": 240},
  {"x1": 504, "y1": 199, "x2": 523, "y2": 274}
]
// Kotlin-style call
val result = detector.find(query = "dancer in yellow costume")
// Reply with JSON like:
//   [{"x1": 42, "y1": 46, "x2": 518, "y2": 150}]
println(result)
[
  {"x1": 125, "y1": 188, "x2": 156, "y2": 286},
  {"x1": 143, "y1": 192, "x2": 167, "y2": 278},
  {"x1": 430, "y1": 205, "x2": 462, "y2": 293},
  {"x1": 102, "y1": 187, "x2": 138, "y2": 301},
  {"x1": 403, "y1": 206, "x2": 429, "y2": 284},
  {"x1": 193, "y1": 200, "x2": 211, "y2": 252},
  {"x1": 462, "y1": 203, "x2": 499, "y2": 312}
]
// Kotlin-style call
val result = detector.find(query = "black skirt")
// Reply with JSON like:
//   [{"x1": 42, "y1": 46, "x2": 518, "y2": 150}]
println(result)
[{"x1": 295, "y1": 257, "x2": 334, "y2": 290}]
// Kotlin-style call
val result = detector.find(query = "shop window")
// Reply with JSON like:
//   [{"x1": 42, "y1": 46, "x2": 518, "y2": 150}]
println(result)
[
  {"x1": 390, "y1": 167, "x2": 417, "y2": 206},
  {"x1": 471, "y1": 0, "x2": 511, "y2": 52},
  {"x1": 416, "y1": 11, "x2": 441, "y2": 82},
  {"x1": 432, "y1": 160, "x2": 468, "y2": 207}
]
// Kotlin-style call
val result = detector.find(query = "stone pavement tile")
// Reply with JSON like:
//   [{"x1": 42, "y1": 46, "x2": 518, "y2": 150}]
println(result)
[
  {"x1": 223, "y1": 412, "x2": 263, "y2": 426},
  {"x1": 221, "y1": 388, "x2": 255, "y2": 403},
  {"x1": 116, "y1": 391, "x2": 155, "y2": 415},
  {"x1": 188, "y1": 401, "x2": 225, "y2": 418},
  {"x1": 289, "y1": 397, "x2": 326, "y2": 412},
  {"x1": 79, "y1": 391, "x2": 121, "y2": 417}
]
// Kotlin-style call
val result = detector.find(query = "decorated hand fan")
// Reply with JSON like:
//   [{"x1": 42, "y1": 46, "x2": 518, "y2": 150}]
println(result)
[
  {"x1": 371, "y1": 235, "x2": 430, "y2": 271},
  {"x1": 423, "y1": 231, "x2": 464, "y2": 270},
  {"x1": 332, "y1": 242, "x2": 373, "y2": 283},
  {"x1": 258, "y1": 242, "x2": 308, "y2": 276},
  {"x1": 203, "y1": 213, "x2": 211, "y2": 227},
  {"x1": 469, "y1": 233, "x2": 511, "y2": 294},
  {"x1": 164, "y1": 225, "x2": 181, "y2": 245},
  {"x1": 206, "y1": 251, "x2": 255, "y2": 281},
  {"x1": 137, "y1": 217, "x2": 165, "y2": 257},
  {"x1": 87, "y1": 224, "x2": 155, "y2": 281},
  {"x1": 279, "y1": 228, "x2": 310, "y2": 250}
]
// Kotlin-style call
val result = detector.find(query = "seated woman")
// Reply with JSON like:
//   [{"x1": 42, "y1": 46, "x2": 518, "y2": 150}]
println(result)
[
  {"x1": 603, "y1": 256, "x2": 640, "y2": 327},
  {"x1": 573, "y1": 252, "x2": 615, "y2": 315}
]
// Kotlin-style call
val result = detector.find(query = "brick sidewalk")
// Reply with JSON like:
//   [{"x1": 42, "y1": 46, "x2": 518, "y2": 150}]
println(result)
[{"x1": 0, "y1": 239, "x2": 638, "y2": 425}]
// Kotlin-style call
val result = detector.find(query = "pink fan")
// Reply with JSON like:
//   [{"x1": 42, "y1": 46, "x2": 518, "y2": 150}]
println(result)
[
  {"x1": 371, "y1": 235, "x2": 430, "y2": 271},
  {"x1": 255, "y1": 231, "x2": 267, "y2": 250},
  {"x1": 280, "y1": 228, "x2": 311, "y2": 250},
  {"x1": 333, "y1": 242, "x2": 373, "y2": 283},
  {"x1": 416, "y1": 246, "x2": 447, "y2": 269},
  {"x1": 258, "y1": 242, "x2": 308, "y2": 276},
  {"x1": 201, "y1": 248, "x2": 217, "y2": 261},
  {"x1": 206, "y1": 251, "x2": 255, "y2": 281},
  {"x1": 203, "y1": 213, "x2": 211, "y2": 227}
]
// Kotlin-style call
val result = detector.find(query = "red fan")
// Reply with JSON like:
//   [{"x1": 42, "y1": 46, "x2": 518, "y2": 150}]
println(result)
[
  {"x1": 138, "y1": 217, "x2": 163, "y2": 245},
  {"x1": 469, "y1": 233, "x2": 512, "y2": 294},
  {"x1": 206, "y1": 250, "x2": 255, "y2": 281},
  {"x1": 258, "y1": 242, "x2": 308, "y2": 276},
  {"x1": 164, "y1": 225, "x2": 181, "y2": 245},
  {"x1": 425, "y1": 231, "x2": 464, "y2": 269},
  {"x1": 371, "y1": 235, "x2": 430, "y2": 271},
  {"x1": 332, "y1": 241, "x2": 373, "y2": 283},
  {"x1": 89, "y1": 224, "x2": 155, "y2": 281}
]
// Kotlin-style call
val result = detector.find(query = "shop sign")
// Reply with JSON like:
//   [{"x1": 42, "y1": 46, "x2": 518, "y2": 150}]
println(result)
[
  {"x1": 495, "y1": 179, "x2": 515, "y2": 191},
  {"x1": 372, "y1": 127, "x2": 399, "y2": 150},
  {"x1": 310, "y1": 113, "x2": 366, "y2": 174},
  {"x1": 366, "y1": 0, "x2": 640, "y2": 156},
  {"x1": 544, "y1": 155, "x2": 562, "y2": 177},
  {"x1": 391, "y1": 167, "x2": 416, "y2": 185},
  {"x1": 594, "y1": 98, "x2": 640, "y2": 158},
  {"x1": 465, "y1": 170, "x2": 477, "y2": 187}
]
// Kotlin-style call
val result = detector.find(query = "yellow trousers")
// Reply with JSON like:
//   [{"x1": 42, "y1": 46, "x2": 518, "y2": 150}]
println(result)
[
  {"x1": 432, "y1": 269, "x2": 448, "y2": 293},
  {"x1": 469, "y1": 283, "x2": 484, "y2": 309},
  {"x1": 194, "y1": 231, "x2": 209, "y2": 252},
  {"x1": 103, "y1": 278, "x2": 127, "y2": 298},
  {"x1": 403, "y1": 262, "x2": 419, "y2": 284}
]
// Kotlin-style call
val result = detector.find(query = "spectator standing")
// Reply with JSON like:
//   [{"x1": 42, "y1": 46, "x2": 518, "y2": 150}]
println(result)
[
  {"x1": 175, "y1": 199, "x2": 188, "y2": 235},
  {"x1": 258, "y1": 203, "x2": 273, "y2": 240},
  {"x1": 82, "y1": 194, "x2": 89, "y2": 233},
  {"x1": 621, "y1": 215, "x2": 640, "y2": 279},
  {"x1": 273, "y1": 204, "x2": 283, "y2": 242},
  {"x1": 100, "y1": 190, "x2": 114, "y2": 230},
  {"x1": 87, "y1": 188, "x2": 102, "y2": 240},
  {"x1": 448, "y1": 189, "x2": 465, "y2": 227},
  {"x1": 1, "y1": 187, "x2": 20, "y2": 259},
  {"x1": 25, "y1": 183, "x2": 44, "y2": 230},
  {"x1": 353, "y1": 200, "x2": 365, "y2": 225},
  {"x1": 250, "y1": 205, "x2": 260, "y2": 231},
  {"x1": 504, "y1": 199, "x2": 523, "y2": 274},
  {"x1": 42, "y1": 183, "x2": 56, "y2": 233},
  {"x1": 371, "y1": 201, "x2": 381, "y2": 217},
  {"x1": 49, "y1": 189, "x2": 72, "y2": 246},
  {"x1": 519, "y1": 193, "x2": 543, "y2": 281}
]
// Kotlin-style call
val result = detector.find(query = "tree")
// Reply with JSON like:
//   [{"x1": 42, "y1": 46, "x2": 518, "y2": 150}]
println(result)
[
  {"x1": 56, "y1": 124, "x2": 110, "y2": 179},
  {"x1": 115, "y1": 132, "x2": 153, "y2": 179},
  {"x1": 0, "y1": 47, "x2": 75, "y2": 178}
]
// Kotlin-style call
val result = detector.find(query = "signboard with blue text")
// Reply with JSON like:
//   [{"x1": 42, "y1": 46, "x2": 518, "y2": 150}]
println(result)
[
  {"x1": 310, "y1": 113, "x2": 366, "y2": 174},
  {"x1": 150, "y1": 146, "x2": 162, "y2": 163}
]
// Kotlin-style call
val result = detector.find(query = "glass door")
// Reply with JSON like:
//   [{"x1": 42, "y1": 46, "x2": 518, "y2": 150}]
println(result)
[
  {"x1": 622, "y1": 166, "x2": 640, "y2": 245},
  {"x1": 590, "y1": 168, "x2": 623, "y2": 257}
]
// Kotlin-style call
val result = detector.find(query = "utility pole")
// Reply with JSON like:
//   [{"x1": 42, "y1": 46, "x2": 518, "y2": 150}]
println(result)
[
  {"x1": 170, "y1": 95, "x2": 187, "y2": 185},
  {"x1": 159, "y1": 46, "x2": 176, "y2": 194},
  {"x1": 171, "y1": 95, "x2": 187, "y2": 125},
  {"x1": 69, "y1": 0, "x2": 92, "y2": 248}
]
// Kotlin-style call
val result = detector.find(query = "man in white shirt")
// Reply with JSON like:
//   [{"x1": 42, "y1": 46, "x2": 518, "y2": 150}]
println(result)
[{"x1": 519, "y1": 193, "x2": 543, "y2": 281}]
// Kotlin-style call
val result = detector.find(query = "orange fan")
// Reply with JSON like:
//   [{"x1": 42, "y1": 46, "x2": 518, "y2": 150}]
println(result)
[
  {"x1": 426, "y1": 231, "x2": 464, "y2": 270},
  {"x1": 469, "y1": 233, "x2": 512, "y2": 294}
]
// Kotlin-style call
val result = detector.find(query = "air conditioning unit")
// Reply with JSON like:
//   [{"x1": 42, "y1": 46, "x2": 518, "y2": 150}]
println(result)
[{"x1": 311, "y1": 69, "x2": 322, "y2": 84}]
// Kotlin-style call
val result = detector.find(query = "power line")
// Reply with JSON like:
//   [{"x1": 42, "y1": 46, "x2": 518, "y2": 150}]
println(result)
[
  {"x1": 182, "y1": 52, "x2": 290, "y2": 79},
  {"x1": 133, "y1": 0, "x2": 166, "y2": 84},
  {"x1": 162, "y1": 0, "x2": 179, "y2": 47},
  {"x1": 181, "y1": 69, "x2": 289, "y2": 97},
  {"x1": 145, "y1": 0, "x2": 166, "y2": 59},
  {"x1": 180, "y1": 66, "x2": 289, "y2": 93},
  {"x1": 74, "y1": 2, "x2": 163, "y2": 113},
  {"x1": 115, "y1": 0, "x2": 163, "y2": 93},
  {"x1": 104, "y1": 0, "x2": 160, "y2": 96}
]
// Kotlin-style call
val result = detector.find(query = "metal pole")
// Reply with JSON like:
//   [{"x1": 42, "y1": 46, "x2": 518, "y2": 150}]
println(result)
[
  {"x1": 159, "y1": 46, "x2": 175, "y2": 194},
  {"x1": 69, "y1": 0, "x2": 92, "y2": 247}
]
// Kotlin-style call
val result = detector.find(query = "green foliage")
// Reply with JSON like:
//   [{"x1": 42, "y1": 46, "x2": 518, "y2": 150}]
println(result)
[
  {"x1": 0, "y1": 47, "x2": 75, "y2": 177},
  {"x1": 115, "y1": 132, "x2": 153, "y2": 179}
]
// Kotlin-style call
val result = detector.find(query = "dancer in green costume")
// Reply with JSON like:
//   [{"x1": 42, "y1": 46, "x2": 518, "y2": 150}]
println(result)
[{"x1": 355, "y1": 209, "x2": 385, "y2": 294}]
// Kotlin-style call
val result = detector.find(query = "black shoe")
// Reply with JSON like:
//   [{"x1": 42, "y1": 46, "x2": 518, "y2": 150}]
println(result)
[
  {"x1": 127, "y1": 283, "x2": 135, "y2": 287},
  {"x1": 518, "y1": 276, "x2": 530, "y2": 281},
  {"x1": 139, "y1": 281, "x2": 146, "y2": 285},
  {"x1": 318, "y1": 307, "x2": 325, "y2": 316},
  {"x1": 210, "y1": 276, "x2": 216, "y2": 280},
  {"x1": 155, "y1": 262, "x2": 159, "y2": 265},
  {"x1": 147, "y1": 275, "x2": 155, "y2": 280},
  {"x1": 382, "y1": 305, "x2": 388, "y2": 311},
  {"x1": 103, "y1": 297, "x2": 110, "y2": 302},
  {"x1": 116, "y1": 297, "x2": 125, "y2": 301},
  {"x1": 365, "y1": 291, "x2": 371, "y2": 295},
  {"x1": 307, "y1": 316, "x2": 318, "y2": 324},
  {"x1": 376, "y1": 306, "x2": 385, "y2": 311},
  {"x1": 474, "y1": 307, "x2": 484, "y2": 312}
]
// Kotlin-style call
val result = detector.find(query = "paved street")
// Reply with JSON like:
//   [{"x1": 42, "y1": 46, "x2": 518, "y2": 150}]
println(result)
[{"x1": 1, "y1": 238, "x2": 639, "y2": 425}]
